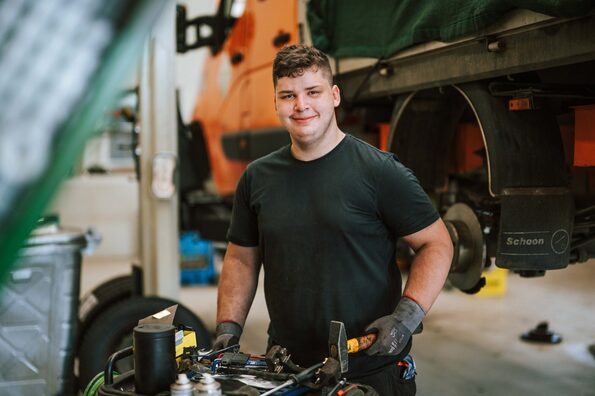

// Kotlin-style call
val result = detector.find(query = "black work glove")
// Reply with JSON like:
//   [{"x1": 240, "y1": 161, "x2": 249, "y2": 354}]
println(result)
[
  {"x1": 212, "y1": 321, "x2": 242, "y2": 351},
  {"x1": 364, "y1": 296, "x2": 425, "y2": 356}
]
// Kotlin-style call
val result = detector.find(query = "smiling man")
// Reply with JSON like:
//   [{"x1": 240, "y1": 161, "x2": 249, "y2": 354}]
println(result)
[
  {"x1": 273, "y1": 56, "x2": 341, "y2": 160},
  {"x1": 214, "y1": 44, "x2": 453, "y2": 395}
]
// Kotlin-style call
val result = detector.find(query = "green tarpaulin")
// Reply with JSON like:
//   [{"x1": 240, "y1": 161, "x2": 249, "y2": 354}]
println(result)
[{"x1": 308, "y1": 0, "x2": 595, "y2": 58}]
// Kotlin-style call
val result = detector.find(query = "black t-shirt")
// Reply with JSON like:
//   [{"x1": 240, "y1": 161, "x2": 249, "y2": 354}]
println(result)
[{"x1": 227, "y1": 134, "x2": 438, "y2": 376}]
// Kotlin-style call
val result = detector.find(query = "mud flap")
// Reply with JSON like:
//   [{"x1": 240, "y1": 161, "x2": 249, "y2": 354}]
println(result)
[
  {"x1": 455, "y1": 82, "x2": 572, "y2": 272},
  {"x1": 497, "y1": 188, "x2": 573, "y2": 271}
]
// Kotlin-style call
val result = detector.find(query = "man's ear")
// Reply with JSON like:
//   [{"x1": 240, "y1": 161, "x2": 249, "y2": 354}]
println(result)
[{"x1": 332, "y1": 85, "x2": 341, "y2": 107}]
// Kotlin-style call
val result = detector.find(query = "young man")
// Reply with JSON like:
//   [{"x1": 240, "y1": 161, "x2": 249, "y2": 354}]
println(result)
[{"x1": 214, "y1": 44, "x2": 453, "y2": 395}]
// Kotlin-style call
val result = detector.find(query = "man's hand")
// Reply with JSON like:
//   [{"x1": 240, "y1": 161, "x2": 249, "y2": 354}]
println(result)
[
  {"x1": 212, "y1": 321, "x2": 243, "y2": 351},
  {"x1": 364, "y1": 296, "x2": 425, "y2": 356}
]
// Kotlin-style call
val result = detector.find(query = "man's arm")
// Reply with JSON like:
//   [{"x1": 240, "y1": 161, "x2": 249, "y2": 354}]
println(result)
[
  {"x1": 365, "y1": 218, "x2": 452, "y2": 356},
  {"x1": 217, "y1": 242, "x2": 261, "y2": 326},
  {"x1": 212, "y1": 242, "x2": 261, "y2": 350},
  {"x1": 401, "y1": 217, "x2": 453, "y2": 312}
]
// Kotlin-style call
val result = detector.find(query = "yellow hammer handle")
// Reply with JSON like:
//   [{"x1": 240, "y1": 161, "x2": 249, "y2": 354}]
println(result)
[{"x1": 346, "y1": 333, "x2": 377, "y2": 353}]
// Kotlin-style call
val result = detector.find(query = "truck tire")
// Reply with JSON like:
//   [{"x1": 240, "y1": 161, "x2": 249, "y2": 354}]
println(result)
[
  {"x1": 77, "y1": 275, "x2": 135, "y2": 347},
  {"x1": 77, "y1": 296, "x2": 212, "y2": 391}
]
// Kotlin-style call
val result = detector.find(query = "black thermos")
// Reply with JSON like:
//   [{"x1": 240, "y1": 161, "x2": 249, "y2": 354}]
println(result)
[{"x1": 133, "y1": 323, "x2": 176, "y2": 394}]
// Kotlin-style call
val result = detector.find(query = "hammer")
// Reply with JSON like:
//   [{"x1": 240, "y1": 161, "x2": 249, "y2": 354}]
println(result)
[{"x1": 328, "y1": 321, "x2": 378, "y2": 373}]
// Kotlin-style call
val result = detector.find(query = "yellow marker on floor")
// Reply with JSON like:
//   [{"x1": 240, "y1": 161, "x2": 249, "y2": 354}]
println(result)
[{"x1": 476, "y1": 267, "x2": 508, "y2": 297}]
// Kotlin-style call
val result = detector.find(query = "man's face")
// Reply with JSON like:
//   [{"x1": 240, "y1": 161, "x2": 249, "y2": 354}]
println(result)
[{"x1": 274, "y1": 67, "x2": 340, "y2": 149}]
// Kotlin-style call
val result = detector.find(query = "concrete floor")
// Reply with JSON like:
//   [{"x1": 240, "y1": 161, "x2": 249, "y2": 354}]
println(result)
[{"x1": 82, "y1": 258, "x2": 595, "y2": 396}]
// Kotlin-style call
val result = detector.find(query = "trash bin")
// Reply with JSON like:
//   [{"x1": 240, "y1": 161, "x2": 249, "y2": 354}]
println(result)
[{"x1": 0, "y1": 216, "x2": 86, "y2": 396}]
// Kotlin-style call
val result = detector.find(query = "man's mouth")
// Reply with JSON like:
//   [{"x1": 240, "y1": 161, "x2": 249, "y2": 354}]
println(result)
[{"x1": 291, "y1": 115, "x2": 316, "y2": 124}]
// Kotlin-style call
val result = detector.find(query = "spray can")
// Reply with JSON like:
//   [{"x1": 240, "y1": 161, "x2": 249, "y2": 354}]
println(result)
[
  {"x1": 170, "y1": 373, "x2": 195, "y2": 396},
  {"x1": 195, "y1": 374, "x2": 222, "y2": 396}
]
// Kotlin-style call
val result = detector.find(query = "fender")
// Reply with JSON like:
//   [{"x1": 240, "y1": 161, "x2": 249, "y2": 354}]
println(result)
[{"x1": 388, "y1": 82, "x2": 568, "y2": 195}]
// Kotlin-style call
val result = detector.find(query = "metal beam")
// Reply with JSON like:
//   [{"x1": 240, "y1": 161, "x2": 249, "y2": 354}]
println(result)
[
  {"x1": 339, "y1": 14, "x2": 595, "y2": 102},
  {"x1": 138, "y1": 2, "x2": 179, "y2": 299}
]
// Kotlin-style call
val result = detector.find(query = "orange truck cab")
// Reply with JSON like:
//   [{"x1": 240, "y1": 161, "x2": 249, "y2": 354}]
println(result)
[{"x1": 184, "y1": 1, "x2": 298, "y2": 196}]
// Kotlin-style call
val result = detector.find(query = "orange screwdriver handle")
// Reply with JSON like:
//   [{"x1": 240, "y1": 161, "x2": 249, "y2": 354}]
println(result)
[{"x1": 346, "y1": 333, "x2": 377, "y2": 353}]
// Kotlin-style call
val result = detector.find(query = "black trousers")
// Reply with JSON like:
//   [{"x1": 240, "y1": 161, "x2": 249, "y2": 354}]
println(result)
[{"x1": 349, "y1": 362, "x2": 416, "y2": 396}]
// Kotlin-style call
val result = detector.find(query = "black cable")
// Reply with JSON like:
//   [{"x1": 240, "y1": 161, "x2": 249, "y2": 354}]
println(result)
[
  {"x1": 342, "y1": 58, "x2": 386, "y2": 112},
  {"x1": 104, "y1": 347, "x2": 133, "y2": 385},
  {"x1": 576, "y1": 204, "x2": 595, "y2": 217},
  {"x1": 218, "y1": 366, "x2": 292, "y2": 381},
  {"x1": 283, "y1": 358, "x2": 305, "y2": 373}
]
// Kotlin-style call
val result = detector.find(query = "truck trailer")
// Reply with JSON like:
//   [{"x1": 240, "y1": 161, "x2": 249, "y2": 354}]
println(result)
[{"x1": 177, "y1": 0, "x2": 595, "y2": 293}]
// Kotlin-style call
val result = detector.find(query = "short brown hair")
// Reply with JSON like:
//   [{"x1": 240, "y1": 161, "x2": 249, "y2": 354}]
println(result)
[{"x1": 272, "y1": 44, "x2": 332, "y2": 87}]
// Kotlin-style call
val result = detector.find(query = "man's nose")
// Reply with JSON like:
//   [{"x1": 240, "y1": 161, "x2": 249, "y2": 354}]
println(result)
[{"x1": 294, "y1": 94, "x2": 309, "y2": 111}]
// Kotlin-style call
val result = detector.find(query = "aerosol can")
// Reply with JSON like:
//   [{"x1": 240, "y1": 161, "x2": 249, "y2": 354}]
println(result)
[
  {"x1": 195, "y1": 373, "x2": 222, "y2": 396},
  {"x1": 170, "y1": 373, "x2": 195, "y2": 396}
]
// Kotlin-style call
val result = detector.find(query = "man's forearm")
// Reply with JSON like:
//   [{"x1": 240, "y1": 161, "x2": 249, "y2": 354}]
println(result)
[
  {"x1": 216, "y1": 245, "x2": 261, "y2": 327},
  {"x1": 403, "y1": 244, "x2": 451, "y2": 312}
]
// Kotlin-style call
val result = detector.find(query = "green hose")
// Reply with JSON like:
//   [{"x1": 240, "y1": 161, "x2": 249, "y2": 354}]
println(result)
[{"x1": 83, "y1": 371, "x2": 119, "y2": 396}]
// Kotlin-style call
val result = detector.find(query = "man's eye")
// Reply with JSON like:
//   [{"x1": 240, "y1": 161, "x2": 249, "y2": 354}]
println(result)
[
  {"x1": 280, "y1": 94, "x2": 294, "y2": 100},
  {"x1": 309, "y1": 91, "x2": 320, "y2": 96}
]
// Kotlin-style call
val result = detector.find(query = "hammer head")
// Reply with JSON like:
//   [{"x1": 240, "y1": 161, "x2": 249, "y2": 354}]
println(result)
[{"x1": 329, "y1": 320, "x2": 348, "y2": 373}]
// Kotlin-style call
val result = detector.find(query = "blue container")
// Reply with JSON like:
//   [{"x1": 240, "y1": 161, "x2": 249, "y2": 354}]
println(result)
[{"x1": 179, "y1": 232, "x2": 215, "y2": 285}]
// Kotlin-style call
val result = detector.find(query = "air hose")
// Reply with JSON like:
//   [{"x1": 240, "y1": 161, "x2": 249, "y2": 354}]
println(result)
[{"x1": 83, "y1": 371, "x2": 119, "y2": 396}]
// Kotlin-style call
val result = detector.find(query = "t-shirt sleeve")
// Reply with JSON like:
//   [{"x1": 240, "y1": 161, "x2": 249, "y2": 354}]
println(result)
[
  {"x1": 377, "y1": 155, "x2": 440, "y2": 237},
  {"x1": 226, "y1": 171, "x2": 260, "y2": 246}
]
